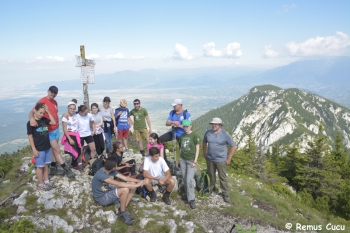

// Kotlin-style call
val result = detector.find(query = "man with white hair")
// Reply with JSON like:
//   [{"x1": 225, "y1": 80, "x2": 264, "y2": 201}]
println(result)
[{"x1": 202, "y1": 117, "x2": 236, "y2": 203}]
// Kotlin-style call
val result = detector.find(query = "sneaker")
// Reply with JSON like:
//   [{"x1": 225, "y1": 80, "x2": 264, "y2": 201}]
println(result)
[
  {"x1": 149, "y1": 190, "x2": 157, "y2": 202},
  {"x1": 38, "y1": 184, "x2": 52, "y2": 191},
  {"x1": 223, "y1": 196, "x2": 231, "y2": 203},
  {"x1": 64, "y1": 167, "x2": 76, "y2": 179},
  {"x1": 118, "y1": 208, "x2": 134, "y2": 220},
  {"x1": 49, "y1": 166, "x2": 65, "y2": 176},
  {"x1": 162, "y1": 194, "x2": 171, "y2": 205},
  {"x1": 189, "y1": 200, "x2": 196, "y2": 209},
  {"x1": 45, "y1": 182, "x2": 57, "y2": 189},
  {"x1": 118, "y1": 211, "x2": 133, "y2": 225}
]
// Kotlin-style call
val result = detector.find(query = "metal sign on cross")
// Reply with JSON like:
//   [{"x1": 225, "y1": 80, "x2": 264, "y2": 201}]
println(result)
[{"x1": 76, "y1": 45, "x2": 95, "y2": 108}]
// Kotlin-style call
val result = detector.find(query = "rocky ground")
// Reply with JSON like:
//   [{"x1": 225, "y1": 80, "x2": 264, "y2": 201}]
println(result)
[{"x1": 4, "y1": 152, "x2": 293, "y2": 233}]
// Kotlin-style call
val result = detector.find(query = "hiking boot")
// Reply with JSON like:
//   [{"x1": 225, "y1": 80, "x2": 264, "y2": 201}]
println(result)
[
  {"x1": 223, "y1": 196, "x2": 231, "y2": 203},
  {"x1": 189, "y1": 200, "x2": 196, "y2": 209},
  {"x1": 64, "y1": 167, "x2": 76, "y2": 179},
  {"x1": 118, "y1": 211, "x2": 133, "y2": 225},
  {"x1": 49, "y1": 166, "x2": 64, "y2": 176},
  {"x1": 162, "y1": 193, "x2": 171, "y2": 205},
  {"x1": 149, "y1": 190, "x2": 157, "y2": 202},
  {"x1": 38, "y1": 184, "x2": 52, "y2": 191},
  {"x1": 72, "y1": 164, "x2": 83, "y2": 173}
]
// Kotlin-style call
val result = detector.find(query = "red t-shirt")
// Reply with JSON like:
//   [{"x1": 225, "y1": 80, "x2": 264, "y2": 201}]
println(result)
[{"x1": 36, "y1": 97, "x2": 59, "y2": 132}]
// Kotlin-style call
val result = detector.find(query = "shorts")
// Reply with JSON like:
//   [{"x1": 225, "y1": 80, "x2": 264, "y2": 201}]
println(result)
[
  {"x1": 49, "y1": 128, "x2": 60, "y2": 141},
  {"x1": 151, "y1": 176, "x2": 165, "y2": 186},
  {"x1": 117, "y1": 129, "x2": 129, "y2": 140},
  {"x1": 95, "y1": 185, "x2": 119, "y2": 206},
  {"x1": 134, "y1": 128, "x2": 149, "y2": 141},
  {"x1": 35, "y1": 149, "x2": 51, "y2": 168},
  {"x1": 80, "y1": 135, "x2": 94, "y2": 146}
]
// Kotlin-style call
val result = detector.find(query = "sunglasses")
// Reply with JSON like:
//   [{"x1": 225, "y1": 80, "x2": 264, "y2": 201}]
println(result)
[{"x1": 133, "y1": 103, "x2": 140, "y2": 105}]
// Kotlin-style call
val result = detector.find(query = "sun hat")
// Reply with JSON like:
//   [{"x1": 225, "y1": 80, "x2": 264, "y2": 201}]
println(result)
[
  {"x1": 209, "y1": 117, "x2": 224, "y2": 125},
  {"x1": 171, "y1": 99, "x2": 183, "y2": 106},
  {"x1": 120, "y1": 99, "x2": 127, "y2": 107}
]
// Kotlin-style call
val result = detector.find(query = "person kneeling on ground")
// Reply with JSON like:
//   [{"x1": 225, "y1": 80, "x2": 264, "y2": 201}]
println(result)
[
  {"x1": 91, "y1": 157, "x2": 144, "y2": 225},
  {"x1": 143, "y1": 147, "x2": 175, "y2": 205}
]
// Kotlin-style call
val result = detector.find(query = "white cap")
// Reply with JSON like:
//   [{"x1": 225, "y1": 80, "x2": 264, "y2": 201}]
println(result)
[
  {"x1": 67, "y1": 101, "x2": 76, "y2": 107},
  {"x1": 171, "y1": 99, "x2": 183, "y2": 106}
]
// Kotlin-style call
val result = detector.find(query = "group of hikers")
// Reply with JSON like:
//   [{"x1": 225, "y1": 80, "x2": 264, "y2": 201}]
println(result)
[{"x1": 27, "y1": 85, "x2": 237, "y2": 225}]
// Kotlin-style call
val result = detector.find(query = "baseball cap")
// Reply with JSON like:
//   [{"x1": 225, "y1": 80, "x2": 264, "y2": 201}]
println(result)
[
  {"x1": 171, "y1": 99, "x2": 183, "y2": 106},
  {"x1": 182, "y1": 119, "x2": 191, "y2": 127},
  {"x1": 48, "y1": 86, "x2": 58, "y2": 93},
  {"x1": 103, "y1": 96, "x2": 111, "y2": 102}
]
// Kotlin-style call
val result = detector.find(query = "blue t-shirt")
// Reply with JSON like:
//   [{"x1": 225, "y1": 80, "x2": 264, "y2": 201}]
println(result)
[
  {"x1": 203, "y1": 129, "x2": 236, "y2": 162},
  {"x1": 91, "y1": 167, "x2": 119, "y2": 200},
  {"x1": 167, "y1": 110, "x2": 191, "y2": 139},
  {"x1": 114, "y1": 108, "x2": 130, "y2": 130}
]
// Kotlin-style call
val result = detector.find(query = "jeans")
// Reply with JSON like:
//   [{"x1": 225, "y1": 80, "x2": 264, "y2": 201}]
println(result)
[
  {"x1": 104, "y1": 127, "x2": 112, "y2": 153},
  {"x1": 180, "y1": 158, "x2": 196, "y2": 201}
]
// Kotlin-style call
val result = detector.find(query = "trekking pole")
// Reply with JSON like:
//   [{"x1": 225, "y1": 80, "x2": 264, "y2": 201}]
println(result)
[{"x1": 172, "y1": 130, "x2": 176, "y2": 175}]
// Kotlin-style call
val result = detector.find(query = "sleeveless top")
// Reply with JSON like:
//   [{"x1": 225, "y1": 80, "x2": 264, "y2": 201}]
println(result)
[
  {"x1": 92, "y1": 111, "x2": 103, "y2": 134},
  {"x1": 100, "y1": 106, "x2": 112, "y2": 128}
]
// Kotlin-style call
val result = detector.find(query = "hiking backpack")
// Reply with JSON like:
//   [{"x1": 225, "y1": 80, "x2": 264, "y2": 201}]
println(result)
[
  {"x1": 89, "y1": 155, "x2": 105, "y2": 176},
  {"x1": 195, "y1": 169, "x2": 211, "y2": 195},
  {"x1": 171, "y1": 109, "x2": 188, "y2": 120}
]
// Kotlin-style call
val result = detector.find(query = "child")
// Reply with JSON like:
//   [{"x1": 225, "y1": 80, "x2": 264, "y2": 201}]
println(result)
[
  {"x1": 27, "y1": 103, "x2": 57, "y2": 191},
  {"x1": 147, "y1": 132, "x2": 164, "y2": 158},
  {"x1": 114, "y1": 99, "x2": 132, "y2": 151},
  {"x1": 178, "y1": 119, "x2": 200, "y2": 209}
]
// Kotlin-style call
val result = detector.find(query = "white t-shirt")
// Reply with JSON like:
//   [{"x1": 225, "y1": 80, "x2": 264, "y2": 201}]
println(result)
[
  {"x1": 143, "y1": 156, "x2": 169, "y2": 178},
  {"x1": 76, "y1": 113, "x2": 94, "y2": 137},
  {"x1": 61, "y1": 113, "x2": 78, "y2": 132}
]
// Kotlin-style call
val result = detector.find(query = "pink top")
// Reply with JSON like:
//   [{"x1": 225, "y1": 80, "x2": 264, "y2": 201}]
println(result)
[{"x1": 147, "y1": 142, "x2": 164, "y2": 151}]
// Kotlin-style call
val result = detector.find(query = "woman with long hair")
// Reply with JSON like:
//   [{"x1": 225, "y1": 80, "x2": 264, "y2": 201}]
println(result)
[
  {"x1": 109, "y1": 140, "x2": 136, "y2": 176},
  {"x1": 91, "y1": 103, "x2": 105, "y2": 156}
]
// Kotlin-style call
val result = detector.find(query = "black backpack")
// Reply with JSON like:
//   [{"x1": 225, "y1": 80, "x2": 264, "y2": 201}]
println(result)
[{"x1": 89, "y1": 156, "x2": 105, "y2": 176}]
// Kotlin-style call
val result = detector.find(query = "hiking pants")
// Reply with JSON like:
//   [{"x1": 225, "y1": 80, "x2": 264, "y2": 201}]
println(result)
[
  {"x1": 180, "y1": 158, "x2": 196, "y2": 201},
  {"x1": 93, "y1": 133, "x2": 105, "y2": 156},
  {"x1": 206, "y1": 159, "x2": 230, "y2": 197},
  {"x1": 160, "y1": 131, "x2": 181, "y2": 162}
]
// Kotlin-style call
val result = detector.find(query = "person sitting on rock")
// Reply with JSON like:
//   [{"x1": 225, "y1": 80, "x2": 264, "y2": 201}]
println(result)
[
  {"x1": 143, "y1": 147, "x2": 175, "y2": 205},
  {"x1": 109, "y1": 140, "x2": 137, "y2": 176},
  {"x1": 91, "y1": 157, "x2": 144, "y2": 225}
]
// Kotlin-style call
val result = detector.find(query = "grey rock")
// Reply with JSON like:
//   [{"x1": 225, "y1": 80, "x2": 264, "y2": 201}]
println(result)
[
  {"x1": 3, "y1": 180, "x2": 10, "y2": 184},
  {"x1": 140, "y1": 218, "x2": 154, "y2": 229},
  {"x1": 13, "y1": 190, "x2": 28, "y2": 205},
  {"x1": 166, "y1": 219, "x2": 177, "y2": 233},
  {"x1": 105, "y1": 211, "x2": 116, "y2": 223},
  {"x1": 16, "y1": 206, "x2": 27, "y2": 214}
]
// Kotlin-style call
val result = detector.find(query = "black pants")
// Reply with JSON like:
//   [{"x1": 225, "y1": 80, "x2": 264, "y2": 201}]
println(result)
[
  {"x1": 118, "y1": 159, "x2": 136, "y2": 174},
  {"x1": 159, "y1": 131, "x2": 181, "y2": 162},
  {"x1": 93, "y1": 133, "x2": 105, "y2": 156}
]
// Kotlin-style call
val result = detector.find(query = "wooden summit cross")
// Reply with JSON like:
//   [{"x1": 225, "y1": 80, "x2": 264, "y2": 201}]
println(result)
[{"x1": 76, "y1": 45, "x2": 95, "y2": 108}]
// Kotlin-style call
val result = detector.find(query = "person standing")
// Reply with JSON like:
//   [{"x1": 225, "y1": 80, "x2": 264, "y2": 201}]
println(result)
[
  {"x1": 130, "y1": 99, "x2": 152, "y2": 157},
  {"x1": 179, "y1": 119, "x2": 200, "y2": 209},
  {"x1": 114, "y1": 99, "x2": 132, "y2": 151},
  {"x1": 202, "y1": 117, "x2": 236, "y2": 203},
  {"x1": 91, "y1": 103, "x2": 105, "y2": 157},
  {"x1": 28, "y1": 86, "x2": 76, "y2": 179},
  {"x1": 100, "y1": 97, "x2": 116, "y2": 153}
]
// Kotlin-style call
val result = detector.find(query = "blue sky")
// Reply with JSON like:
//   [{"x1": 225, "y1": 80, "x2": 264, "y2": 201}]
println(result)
[{"x1": 0, "y1": 0, "x2": 349, "y2": 88}]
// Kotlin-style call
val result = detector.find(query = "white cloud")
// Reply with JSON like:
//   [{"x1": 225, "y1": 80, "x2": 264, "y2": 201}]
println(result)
[
  {"x1": 131, "y1": 56, "x2": 145, "y2": 60},
  {"x1": 277, "y1": 4, "x2": 297, "y2": 14},
  {"x1": 105, "y1": 53, "x2": 125, "y2": 60},
  {"x1": 0, "y1": 59, "x2": 13, "y2": 64},
  {"x1": 263, "y1": 45, "x2": 279, "y2": 58},
  {"x1": 285, "y1": 31, "x2": 350, "y2": 56},
  {"x1": 26, "y1": 56, "x2": 67, "y2": 63},
  {"x1": 86, "y1": 54, "x2": 100, "y2": 60},
  {"x1": 203, "y1": 42, "x2": 242, "y2": 59},
  {"x1": 172, "y1": 43, "x2": 195, "y2": 60}
]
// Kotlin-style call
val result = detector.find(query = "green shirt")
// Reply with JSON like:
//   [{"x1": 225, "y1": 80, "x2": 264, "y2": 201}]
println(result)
[
  {"x1": 180, "y1": 132, "x2": 200, "y2": 161},
  {"x1": 130, "y1": 107, "x2": 148, "y2": 130}
]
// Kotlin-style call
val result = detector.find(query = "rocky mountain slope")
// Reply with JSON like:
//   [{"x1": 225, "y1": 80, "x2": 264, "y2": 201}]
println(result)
[{"x1": 193, "y1": 85, "x2": 350, "y2": 150}]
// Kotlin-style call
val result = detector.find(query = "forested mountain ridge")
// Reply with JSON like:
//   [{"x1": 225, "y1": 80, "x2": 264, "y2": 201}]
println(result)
[{"x1": 193, "y1": 85, "x2": 350, "y2": 150}]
